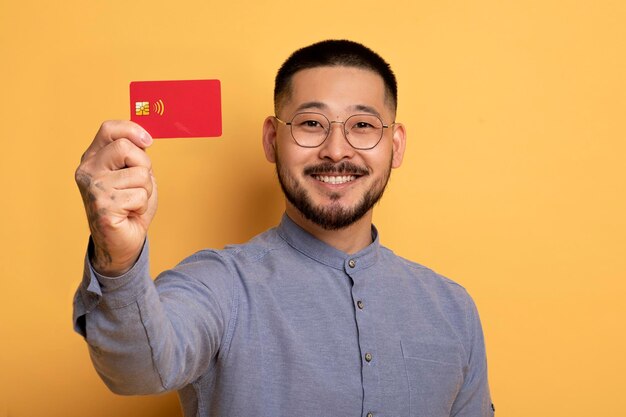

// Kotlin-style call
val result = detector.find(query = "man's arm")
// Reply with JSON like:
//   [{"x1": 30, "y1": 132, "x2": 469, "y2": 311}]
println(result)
[
  {"x1": 73, "y1": 121, "x2": 233, "y2": 394},
  {"x1": 73, "y1": 239, "x2": 234, "y2": 395}
]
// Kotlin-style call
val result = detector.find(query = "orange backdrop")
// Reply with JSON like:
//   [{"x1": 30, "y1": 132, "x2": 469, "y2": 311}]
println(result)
[{"x1": 1, "y1": 1, "x2": 625, "y2": 416}]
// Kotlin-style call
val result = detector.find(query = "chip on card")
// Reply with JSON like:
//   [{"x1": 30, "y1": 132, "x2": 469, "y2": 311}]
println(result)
[{"x1": 130, "y1": 79, "x2": 222, "y2": 138}]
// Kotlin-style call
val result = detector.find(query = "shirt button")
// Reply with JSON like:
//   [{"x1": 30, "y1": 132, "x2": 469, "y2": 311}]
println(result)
[
  {"x1": 367, "y1": 413, "x2": 374, "y2": 417},
  {"x1": 365, "y1": 352, "x2": 373, "y2": 362},
  {"x1": 357, "y1": 300, "x2": 364, "y2": 309},
  {"x1": 348, "y1": 259, "x2": 356, "y2": 268}
]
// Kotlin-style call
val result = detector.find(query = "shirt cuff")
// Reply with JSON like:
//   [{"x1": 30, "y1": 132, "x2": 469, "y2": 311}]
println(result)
[{"x1": 73, "y1": 238, "x2": 151, "y2": 334}]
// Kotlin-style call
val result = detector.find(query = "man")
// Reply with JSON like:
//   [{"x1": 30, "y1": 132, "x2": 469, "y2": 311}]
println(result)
[{"x1": 73, "y1": 40, "x2": 494, "y2": 417}]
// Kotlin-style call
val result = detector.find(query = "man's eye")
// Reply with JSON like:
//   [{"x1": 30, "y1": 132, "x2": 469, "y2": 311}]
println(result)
[
  {"x1": 351, "y1": 121, "x2": 377, "y2": 132},
  {"x1": 299, "y1": 120, "x2": 324, "y2": 129}
]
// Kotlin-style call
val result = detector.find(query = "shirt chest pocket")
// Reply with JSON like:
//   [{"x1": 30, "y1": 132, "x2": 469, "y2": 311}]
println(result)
[{"x1": 401, "y1": 340, "x2": 464, "y2": 417}]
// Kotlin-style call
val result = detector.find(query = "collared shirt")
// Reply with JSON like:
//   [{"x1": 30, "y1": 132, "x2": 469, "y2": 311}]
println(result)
[{"x1": 74, "y1": 214, "x2": 493, "y2": 417}]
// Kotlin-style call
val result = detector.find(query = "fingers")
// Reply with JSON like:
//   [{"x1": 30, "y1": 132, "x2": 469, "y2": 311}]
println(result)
[
  {"x1": 85, "y1": 166, "x2": 155, "y2": 209},
  {"x1": 110, "y1": 188, "x2": 151, "y2": 215},
  {"x1": 108, "y1": 166, "x2": 154, "y2": 193},
  {"x1": 75, "y1": 120, "x2": 155, "y2": 209},
  {"x1": 82, "y1": 120, "x2": 152, "y2": 163},
  {"x1": 92, "y1": 137, "x2": 153, "y2": 171}
]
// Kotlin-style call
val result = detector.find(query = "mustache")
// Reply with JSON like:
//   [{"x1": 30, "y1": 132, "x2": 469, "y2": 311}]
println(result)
[{"x1": 303, "y1": 161, "x2": 369, "y2": 176}]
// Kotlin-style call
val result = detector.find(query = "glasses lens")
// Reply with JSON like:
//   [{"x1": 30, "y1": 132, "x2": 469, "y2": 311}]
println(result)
[
  {"x1": 290, "y1": 113, "x2": 329, "y2": 147},
  {"x1": 345, "y1": 114, "x2": 384, "y2": 149}
]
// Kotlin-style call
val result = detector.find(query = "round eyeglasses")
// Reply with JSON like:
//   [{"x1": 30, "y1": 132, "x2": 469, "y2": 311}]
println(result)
[{"x1": 274, "y1": 112, "x2": 393, "y2": 150}]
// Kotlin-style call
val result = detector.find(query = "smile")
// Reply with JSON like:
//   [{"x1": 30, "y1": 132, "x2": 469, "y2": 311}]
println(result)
[{"x1": 313, "y1": 175, "x2": 357, "y2": 185}]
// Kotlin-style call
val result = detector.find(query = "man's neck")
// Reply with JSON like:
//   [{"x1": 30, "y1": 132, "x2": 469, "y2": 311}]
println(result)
[{"x1": 284, "y1": 205, "x2": 374, "y2": 254}]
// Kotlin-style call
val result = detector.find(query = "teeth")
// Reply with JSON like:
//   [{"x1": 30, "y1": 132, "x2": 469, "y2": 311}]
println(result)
[{"x1": 314, "y1": 175, "x2": 356, "y2": 184}]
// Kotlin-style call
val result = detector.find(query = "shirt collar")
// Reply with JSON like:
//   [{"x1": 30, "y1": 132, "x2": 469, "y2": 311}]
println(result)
[{"x1": 277, "y1": 213, "x2": 380, "y2": 271}]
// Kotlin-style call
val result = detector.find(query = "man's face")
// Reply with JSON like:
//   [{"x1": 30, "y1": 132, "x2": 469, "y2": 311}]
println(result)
[{"x1": 263, "y1": 66, "x2": 406, "y2": 230}]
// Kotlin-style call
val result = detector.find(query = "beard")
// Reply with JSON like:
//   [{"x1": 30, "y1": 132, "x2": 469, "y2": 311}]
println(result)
[{"x1": 275, "y1": 158, "x2": 392, "y2": 230}]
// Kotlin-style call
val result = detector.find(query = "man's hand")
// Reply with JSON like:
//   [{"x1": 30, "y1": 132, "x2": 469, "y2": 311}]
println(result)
[{"x1": 75, "y1": 121, "x2": 157, "y2": 276}]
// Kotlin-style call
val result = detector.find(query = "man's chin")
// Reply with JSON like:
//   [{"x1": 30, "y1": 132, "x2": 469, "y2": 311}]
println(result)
[
  {"x1": 276, "y1": 162, "x2": 387, "y2": 230},
  {"x1": 293, "y1": 202, "x2": 370, "y2": 231}
]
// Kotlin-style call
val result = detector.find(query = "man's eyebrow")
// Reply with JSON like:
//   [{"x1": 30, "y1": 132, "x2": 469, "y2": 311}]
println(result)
[
  {"x1": 295, "y1": 101, "x2": 328, "y2": 112},
  {"x1": 294, "y1": 102, "x2": 383, "y2": 119},
  {"x1": 350, "y1": 104, "x2": 382, "y2": 119}
]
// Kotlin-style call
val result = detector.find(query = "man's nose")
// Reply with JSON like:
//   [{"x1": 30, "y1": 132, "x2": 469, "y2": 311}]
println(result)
[{"x1": 318, "y1": 122, "x2": 355, "y2": 161}]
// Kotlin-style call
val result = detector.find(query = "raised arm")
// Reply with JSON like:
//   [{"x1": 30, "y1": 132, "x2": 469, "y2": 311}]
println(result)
[{"x1": 73, "y1": 121, "x2": 233, "y2": 395}]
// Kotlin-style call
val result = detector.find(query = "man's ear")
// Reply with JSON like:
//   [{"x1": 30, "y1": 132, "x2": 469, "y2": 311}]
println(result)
[
  {"x1": 262, "y1": 116, "x2": 278, "y2": 163},
  {"x1": 391, "y1": 123, "x2": 406, "y2": 169}
]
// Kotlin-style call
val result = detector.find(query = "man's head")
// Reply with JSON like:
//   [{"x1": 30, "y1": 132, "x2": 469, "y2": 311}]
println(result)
[
  {"x1": 274, "y1": 40, "x2": 398, "y2": 117},
  {"x1": 264, "y1": 40, "x2": 406, "y2": 232}
]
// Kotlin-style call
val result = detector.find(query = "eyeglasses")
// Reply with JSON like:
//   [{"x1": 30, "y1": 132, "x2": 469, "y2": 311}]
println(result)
[{"x1": 274, "y1": 112, "x2": 393, "y2": 150}]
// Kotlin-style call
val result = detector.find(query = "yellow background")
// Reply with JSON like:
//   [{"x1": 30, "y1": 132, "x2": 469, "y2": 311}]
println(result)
[{"x1": 1, "y1": 1, "x2": 625, "y2": 416}]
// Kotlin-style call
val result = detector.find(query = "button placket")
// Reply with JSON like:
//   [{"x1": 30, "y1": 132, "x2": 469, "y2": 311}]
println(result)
[{"x1": 347, "y1": 257, "x2": 380, "y2": 415}]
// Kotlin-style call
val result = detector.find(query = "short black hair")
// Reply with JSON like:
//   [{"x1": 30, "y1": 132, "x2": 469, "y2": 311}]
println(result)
[{"x1": 274, "y1": 39, "x2": 398, "y2": 115}]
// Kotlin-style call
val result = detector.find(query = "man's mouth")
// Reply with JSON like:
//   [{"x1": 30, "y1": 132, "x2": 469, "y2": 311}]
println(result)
[
  {"x1": 304, "y1": 162, "x2": 368, "y2": 186},
  {"x1": 313, "y1": 175, "x2": 357, "y2": 185}
]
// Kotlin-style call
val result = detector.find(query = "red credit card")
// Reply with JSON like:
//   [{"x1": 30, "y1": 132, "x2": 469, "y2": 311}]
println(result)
[{"x1": 130, "y1": 79, "x2": 222, "y2": 138}]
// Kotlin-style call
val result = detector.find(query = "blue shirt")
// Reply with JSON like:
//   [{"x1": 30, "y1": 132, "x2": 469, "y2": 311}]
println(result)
[{"x1": 74, "y1": 214, "x2": 493, "y2": 417}]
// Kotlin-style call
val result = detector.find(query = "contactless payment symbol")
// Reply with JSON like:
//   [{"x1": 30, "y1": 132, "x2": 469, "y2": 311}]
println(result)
[{"x1": 153, "y1": 99, "x2": 164, "y2": 116}]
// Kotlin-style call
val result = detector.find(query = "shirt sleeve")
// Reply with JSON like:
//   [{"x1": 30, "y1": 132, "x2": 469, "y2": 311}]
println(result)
[
  {"x1": 450, "y1": 296, "x2": 494, "y2": 416},
  {"x1": 72, "y1": 238, "x2": 236, "y2": 395}
]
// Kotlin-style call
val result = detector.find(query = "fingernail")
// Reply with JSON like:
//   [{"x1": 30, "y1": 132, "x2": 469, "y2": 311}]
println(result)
[{"x1": 142, "y1": 132, "x2": 153, "y2": 145}]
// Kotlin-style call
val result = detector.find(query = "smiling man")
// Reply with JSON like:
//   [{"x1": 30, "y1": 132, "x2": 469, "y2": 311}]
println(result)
[
  {"x1": 266, "y1": 63, "x2": 405, "y2": 251},
  {"x1": 73, "y1": 40, "x2": 494, "y2": 417}
]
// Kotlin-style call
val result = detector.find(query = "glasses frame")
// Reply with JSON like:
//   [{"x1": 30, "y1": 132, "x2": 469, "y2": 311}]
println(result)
[{"x1": 274, "y1": 112, "x2": 394, "y2": 150}]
